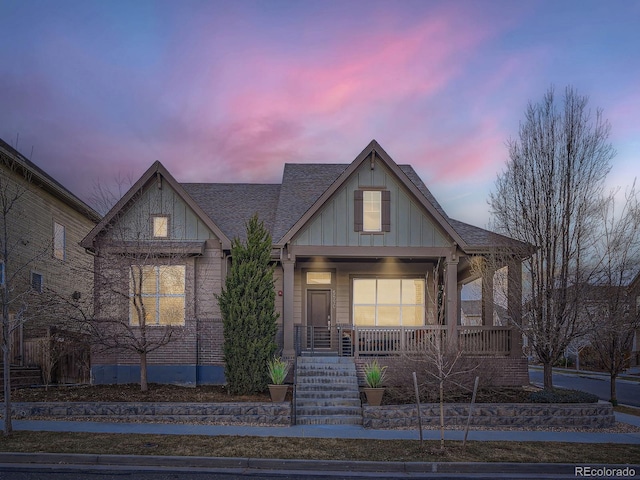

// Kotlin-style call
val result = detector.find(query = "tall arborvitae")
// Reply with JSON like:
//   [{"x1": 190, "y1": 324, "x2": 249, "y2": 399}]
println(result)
[{"x1": 217, "y1": 215, "x2": 279, "y2": 395}]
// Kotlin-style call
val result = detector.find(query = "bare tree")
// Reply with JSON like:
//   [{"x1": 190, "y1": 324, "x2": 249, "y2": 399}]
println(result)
[
  {"x1": 489, "y1": 85, "x2": 615, "y2": 389},
  {"x1": 585, "y1": 184, "x2": 640, "y2": 405},
  {"x1": 78, "y1": 180, "x2": 202, "y2": 392}
]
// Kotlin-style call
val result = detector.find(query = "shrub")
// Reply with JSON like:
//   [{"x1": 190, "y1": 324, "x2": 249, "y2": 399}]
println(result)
[{"x1": 528, "y1": 388, "x2": 599, "y2": 403}]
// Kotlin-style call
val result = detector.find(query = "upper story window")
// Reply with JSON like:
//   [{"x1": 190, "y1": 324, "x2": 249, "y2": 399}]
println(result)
[
  {"x1": 53, "y1": 222, "x2": 66, "y2": 260},
  {"x1": 354, "y1": 190, "x2": 390, "y2": 233},
  {"x1": 130, "y1": 265, "x2": 185, "y2": 326},
  {"x1": 152, "y1": 215, "x2": 169, "y2": 238}
]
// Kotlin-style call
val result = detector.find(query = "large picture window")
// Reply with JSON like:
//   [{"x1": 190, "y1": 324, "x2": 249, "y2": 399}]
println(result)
[
  {"x1": 353, "y1": 278, "x2": 425, "y2": 326},
  {"x1": 130, "y1": 265, "x2": 185, "y2": 326}
]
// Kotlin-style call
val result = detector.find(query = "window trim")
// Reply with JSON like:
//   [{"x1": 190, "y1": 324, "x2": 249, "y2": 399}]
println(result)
[
  {"x1": 151, "y1": 215, "x2": 170, "y2": 239},
  {"x1": 129, "y1": 264, "x2": 185, "y2": 326},
  {"x1": 354, "y1": 189, "x2": 390, "y2": 233},
  {"x1": 352, "y1": 276, "x2": 425, "y2": 326}
]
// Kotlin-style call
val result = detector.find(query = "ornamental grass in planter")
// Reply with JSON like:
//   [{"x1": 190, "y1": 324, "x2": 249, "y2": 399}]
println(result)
[
  {"x1": 267, "y1": 356, "x2": 290, "y2": 402},
  {"x1": 363, "y1": 360, "x2": 388, "y2": 406}
]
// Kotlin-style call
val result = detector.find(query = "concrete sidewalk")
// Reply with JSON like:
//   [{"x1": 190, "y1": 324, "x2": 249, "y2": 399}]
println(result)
[{"x1": 6, "y1": 410, "x2": 640, "y2": 444}]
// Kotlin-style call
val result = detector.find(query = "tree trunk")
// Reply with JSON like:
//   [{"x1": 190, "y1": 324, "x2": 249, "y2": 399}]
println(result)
[
  {"x1": 610, "y1": 373, "x2": 618, "y2": 406},
  {"x1": 140, "y1": 351, "x2": 148, "y2": 392},
  {"x1": 3, "y1": 341, "x2": 12, "y2": 436},
  {"x1": 439, "y1": 379, "x2": 445, "y2": 451},
  {"x1": 543, "y1": 361, "x2": 554, "y2": 389}
]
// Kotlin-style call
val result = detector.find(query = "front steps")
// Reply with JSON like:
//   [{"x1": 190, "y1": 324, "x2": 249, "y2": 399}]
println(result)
[{"x1": 295, "y1": 356, "x2": 362, "y2": 425}]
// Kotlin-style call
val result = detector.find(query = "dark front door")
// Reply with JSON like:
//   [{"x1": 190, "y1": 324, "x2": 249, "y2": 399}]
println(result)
[{"x1": 307, "y1": 290, "x2": 331, "y2": 349}]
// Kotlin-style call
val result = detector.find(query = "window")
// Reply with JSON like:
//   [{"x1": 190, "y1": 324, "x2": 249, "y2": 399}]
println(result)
[
  {"x1": 306, "y1": 272, "x2": 332, "y2": 285},
  {"x1": 130, "y1": 265, "x2": 185, "y2": 326},
  {"x1": 354, "y1": 190, "x2": 390, "y2": 232},
  {"x1": 31, "y1": 271, "x2": 43, "y2": 293},
  {"x1": 53, "y1": 222, "x2": 65, "y2": 260},
  {"x1": 363, "y1": 191, "x2": 381, "y2": 232},
  {"x1": 353, "y1": 278, "x2": 424, "y2": 326},
  {"x1": 152, "y1": 216, "x2": 169, "y2": 238},
  {"x1": 0, "y1": 261, "x2": 4, "y2": 286}
]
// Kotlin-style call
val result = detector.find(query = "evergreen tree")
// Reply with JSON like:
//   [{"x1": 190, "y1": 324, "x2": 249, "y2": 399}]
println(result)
[{"x1": 217, "y1": 215, "x2": 279, "y2": 394}]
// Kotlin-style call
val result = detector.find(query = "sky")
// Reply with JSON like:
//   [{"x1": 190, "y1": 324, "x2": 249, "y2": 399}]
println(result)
[{"x1": 1, "y1": 0, "x2": 639, "y2": 227}]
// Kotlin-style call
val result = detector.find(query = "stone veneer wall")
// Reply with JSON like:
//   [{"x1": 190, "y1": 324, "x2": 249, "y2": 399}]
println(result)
[
  {"x1": 363, "y1": 403, "x2": 615, "y2": 429},
  {"x1": 12, "y1": 402, "x2": 291, "y2": 426}
]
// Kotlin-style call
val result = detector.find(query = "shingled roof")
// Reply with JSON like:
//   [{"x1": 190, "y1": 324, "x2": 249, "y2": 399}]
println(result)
[{"x1": 179, "y1": 158, "x2": 512, "y2": 251}]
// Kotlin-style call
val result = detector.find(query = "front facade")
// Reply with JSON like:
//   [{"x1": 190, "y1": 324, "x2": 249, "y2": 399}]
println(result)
[
  {"x1": 0, "y1": 138, "x2": 100, "y2": 368},
  {"x1": 82, "y1": 141, "x2": 530, "y2": 386}
]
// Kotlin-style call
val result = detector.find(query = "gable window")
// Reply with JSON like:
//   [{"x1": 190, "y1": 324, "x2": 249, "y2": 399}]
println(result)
[
  {"x1": 354, "y1": 190, "x2": 390, "y2": 232},
  {"x1": 152, "y1": 215, "x2": 169, "y2": 238},
  {"x1": 53, "y1": 222, "x2": 66, "y2": 260},
  {"x1": 130, "y1": 265, "x2": 185, "y2": 326},
  {"x1": 353, "y1": 278, "x2": 424, "y2": 326},
  {"x1": 31, "y1": 271, "x2": 43, "y2": 293}
]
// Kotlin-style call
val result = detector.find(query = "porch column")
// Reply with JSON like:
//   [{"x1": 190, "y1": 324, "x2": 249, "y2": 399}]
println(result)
[
  {"x1": 481, "y1": 261, "x2": 495, "y2": 326},
  {"x1": 507, "y1": 258, "x2": 523, "y2": 357},
  {"x1": 282, "y1": 259, "x2": 296, "y2": 358},
  {"x1": 445, "y1": 259, "x2": 459, "y2": 343}
]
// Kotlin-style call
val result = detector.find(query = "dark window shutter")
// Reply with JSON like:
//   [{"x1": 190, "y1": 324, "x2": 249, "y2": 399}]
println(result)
[
  {"x1": 382, "y1": 190, "x2": 391, "y2": 232},
  {"x1": 354, "y1": 190, "x2": 363, "y2": 232}
]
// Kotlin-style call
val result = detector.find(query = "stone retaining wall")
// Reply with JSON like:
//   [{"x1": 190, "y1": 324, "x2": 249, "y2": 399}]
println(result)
[
  {"x1": 12, "y1": 402, "x2": 291, "y2": 426},
  {"x1": 363, "y1": 403, "x2": 615, "y2": 429}
]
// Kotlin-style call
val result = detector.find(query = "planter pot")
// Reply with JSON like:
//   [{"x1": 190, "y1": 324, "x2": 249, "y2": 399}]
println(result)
[
  {"x1": 268, "y1": 384, "x2": 288, "y2": 402},
  {"x1": 363, "y1": 387, "x2": 385, "y2": 406}
]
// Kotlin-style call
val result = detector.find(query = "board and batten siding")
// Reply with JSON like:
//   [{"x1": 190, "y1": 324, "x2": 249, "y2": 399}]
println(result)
[
  {"x1": 293, "y1": 159, "x2": 449, "y2": 248},
  {"x1": 115, "y1": 181, "x2": 213, "y2": 242}
]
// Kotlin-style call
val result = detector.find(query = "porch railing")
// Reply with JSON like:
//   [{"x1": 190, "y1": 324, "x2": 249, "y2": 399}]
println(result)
[{"x1": 294, "y1": 325, "x2": 513, "y2": 357}]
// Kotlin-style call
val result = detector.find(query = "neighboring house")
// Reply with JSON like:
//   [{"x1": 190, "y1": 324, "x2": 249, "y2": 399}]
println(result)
[
  {"x1": 0, "y1": 138, "x2": 100, "y2": 375},
  {"x1": 81, "y1": 140, "x2": 532, "y2": 386}
]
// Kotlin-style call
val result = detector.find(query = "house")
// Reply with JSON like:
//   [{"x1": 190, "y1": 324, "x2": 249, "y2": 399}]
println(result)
[
  {"x1": 81, "y1": 140, "x2": 532, "y2": 386},
  {"x1": 0, "y1": 138, "x2": 100, "y2": 379}
]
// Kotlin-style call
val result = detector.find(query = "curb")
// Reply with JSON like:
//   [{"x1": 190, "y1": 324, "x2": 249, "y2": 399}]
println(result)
[{"x1": 0, "y1": 452, "x2": 638, "y2": 476}]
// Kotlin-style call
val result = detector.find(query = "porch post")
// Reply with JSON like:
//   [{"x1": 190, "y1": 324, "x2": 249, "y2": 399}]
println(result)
[
  {"x1": 282, "y1": 258, "x2": 296, "y2": 357},
  {"x1": 507, "y1": 258, "x2": 523, "y2": 357},
  {"x1": 445, "y1": 258, "x2": 459, "y2": 344},
  {"x1": 481, "y1": 260, "x2": 495, "y2": 326}
]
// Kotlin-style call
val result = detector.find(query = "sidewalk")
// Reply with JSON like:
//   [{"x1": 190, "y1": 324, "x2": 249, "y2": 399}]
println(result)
[
  {"x1": 6, "y1": 411, "x2": 640, "y2": 444},
  {"x1": 2, "y1": 413, "x2": 639, "y2": 477}
]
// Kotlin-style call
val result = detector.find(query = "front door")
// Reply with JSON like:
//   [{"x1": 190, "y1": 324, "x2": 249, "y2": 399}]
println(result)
[{"x1": 307, "y1": 290, "x2": 331, "y2": 349}]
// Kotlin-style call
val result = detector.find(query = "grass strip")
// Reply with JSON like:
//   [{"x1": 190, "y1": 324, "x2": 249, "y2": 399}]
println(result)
[{"x1": 0, "y1": 432, "x2": 639, "y2": 464}]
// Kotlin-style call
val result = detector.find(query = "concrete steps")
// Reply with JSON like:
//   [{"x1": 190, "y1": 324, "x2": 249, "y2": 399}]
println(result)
[{"x1": 295, "y1": 356, "x2": 362, "y2": 425}]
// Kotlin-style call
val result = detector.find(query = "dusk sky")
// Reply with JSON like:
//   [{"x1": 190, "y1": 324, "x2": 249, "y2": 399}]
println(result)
[{"x1": 1, "y1": 0, "x2": 638, "y2": 227}]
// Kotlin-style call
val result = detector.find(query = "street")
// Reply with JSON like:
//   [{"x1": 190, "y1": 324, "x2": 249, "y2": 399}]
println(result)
[
  {"x1": 529, "y1": 368, "x2": 640, "y2": 407},
  {"x1": 0, "y1": 465, "x2": 606, "y2": 480}
]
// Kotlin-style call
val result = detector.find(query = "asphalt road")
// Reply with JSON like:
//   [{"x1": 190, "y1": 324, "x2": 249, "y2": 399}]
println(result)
[
  {"x1": 529, "y1": 368, "x2": 640, "y2": 406},
  {"x1": 0, "y1": 466, "x2": 609, "y2": 480}
]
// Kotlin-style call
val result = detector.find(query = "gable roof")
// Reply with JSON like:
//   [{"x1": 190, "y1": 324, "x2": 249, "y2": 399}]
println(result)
[
  {"x1": 81, "y1": 161, "x2": 231, "y2": 250},
  {"x1": 275, "y1": 140, "x2": 467, "y2": 247},
  {"x1": 83, "y1": 140, "x2": 528, "y2": 255},
  {"x1": 0, "y1": 138, "x2": 101, "y2": 223}
]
